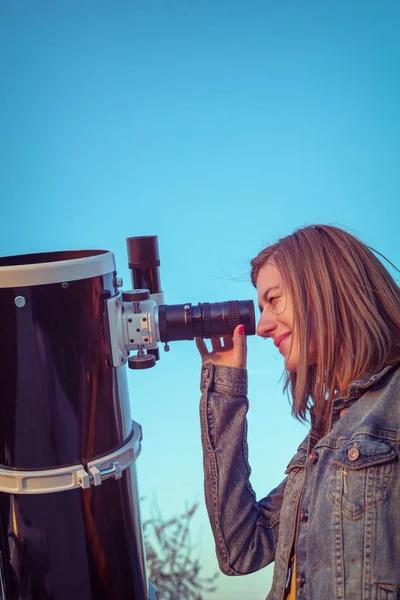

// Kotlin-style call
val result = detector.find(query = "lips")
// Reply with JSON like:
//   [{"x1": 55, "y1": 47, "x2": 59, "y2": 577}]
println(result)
[{"x1": 274, "y1": 333, "x2": 291, "y2": 351}]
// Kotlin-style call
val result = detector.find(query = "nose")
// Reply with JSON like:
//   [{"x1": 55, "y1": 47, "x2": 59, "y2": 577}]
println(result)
[{"x1": 256, "y1": 310, "x2": 277, "y2": 339}]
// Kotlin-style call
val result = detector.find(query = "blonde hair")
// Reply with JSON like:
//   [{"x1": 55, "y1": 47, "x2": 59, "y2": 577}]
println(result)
[{"x1": 250, "y1": 225, "x2": 400, "y2": 433}]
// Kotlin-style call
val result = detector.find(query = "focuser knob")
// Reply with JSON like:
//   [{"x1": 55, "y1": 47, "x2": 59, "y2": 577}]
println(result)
[
  {"x1": 128, "y1": 353, "x2": 156, "y2": 370},
  {"x1": 122, "y1": 289, "x2": 150, "y2": 302}
]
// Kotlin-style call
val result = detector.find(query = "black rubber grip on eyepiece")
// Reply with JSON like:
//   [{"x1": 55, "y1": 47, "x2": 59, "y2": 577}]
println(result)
[
  {"x1": 202, "y1": 303, "x2": 212, "y2": 338},
  {"x1": 228, "y1": 300, "x2": 241, "y2": 329}
]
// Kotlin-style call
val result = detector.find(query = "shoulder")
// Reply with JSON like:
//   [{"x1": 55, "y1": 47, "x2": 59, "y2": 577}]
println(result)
[
  {"x1": 365, "y1": 363, "x2": 400, "y2": 403},
  {"x1": 347, "y1": 363, "x2": 400, "y2": 433}
]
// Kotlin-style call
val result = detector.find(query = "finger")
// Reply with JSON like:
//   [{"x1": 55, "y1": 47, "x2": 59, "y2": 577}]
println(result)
[
  {"x1": 211, "y1": 337, "x2": 223, "y2": 352},
  {"x1": 195, "y1": 337, "x2": 208, "y2": 357},
  {"x1": 232, "y1": 324, "x2": 247, "y2": 368}
]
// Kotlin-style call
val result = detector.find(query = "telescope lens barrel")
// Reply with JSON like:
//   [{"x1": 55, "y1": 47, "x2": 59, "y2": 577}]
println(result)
[{"x1": 158, "y1": 300, "x2": 255, "y2": 342}]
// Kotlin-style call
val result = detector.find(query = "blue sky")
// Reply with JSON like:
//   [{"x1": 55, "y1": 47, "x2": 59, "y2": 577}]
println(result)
[{"x1": 1, "y1": 1, "x2": 399, "y2": 598}]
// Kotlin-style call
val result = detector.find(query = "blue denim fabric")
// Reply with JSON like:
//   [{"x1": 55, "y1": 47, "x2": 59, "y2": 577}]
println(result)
[{"x1": 199, "y1": 362, "x2": 400, "y2": 600}]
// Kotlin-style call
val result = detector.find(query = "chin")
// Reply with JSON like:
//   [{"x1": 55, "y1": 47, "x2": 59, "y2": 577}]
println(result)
[
  {"x1": 285, "y1": 353, "x2": 317, "y2": 373},
  {"x1": 284, "y1": 357, "x2": 298, "y2": 373}
]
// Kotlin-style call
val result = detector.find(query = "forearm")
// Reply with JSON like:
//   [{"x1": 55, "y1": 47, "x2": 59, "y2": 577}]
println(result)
[{"x1": 200, "y1": 363, "x2": 284, "y2": 575}]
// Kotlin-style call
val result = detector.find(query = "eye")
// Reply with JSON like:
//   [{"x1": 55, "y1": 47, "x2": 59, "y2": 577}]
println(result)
[{"x1": 259, "y1": 288, "x2": 286, "y2": 314}]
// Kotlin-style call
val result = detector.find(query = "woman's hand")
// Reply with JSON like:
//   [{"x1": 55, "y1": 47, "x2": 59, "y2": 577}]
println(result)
[{"x1": 195, "y1": 324, "x2": 247, "y2": 369}]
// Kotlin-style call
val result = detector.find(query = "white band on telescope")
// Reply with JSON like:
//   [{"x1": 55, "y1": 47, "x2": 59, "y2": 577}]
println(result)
[
  {"x1": 0, "y1": 250, "x2": 116, "y2": 288},
  {"x1": 0, "y1": 421, "x2": 142, "y2": 495}
]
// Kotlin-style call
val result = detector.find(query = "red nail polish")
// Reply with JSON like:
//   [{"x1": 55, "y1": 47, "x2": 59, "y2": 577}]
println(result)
[{"x1": 238, "y1": 325, "x2": 245, "y2": 335}]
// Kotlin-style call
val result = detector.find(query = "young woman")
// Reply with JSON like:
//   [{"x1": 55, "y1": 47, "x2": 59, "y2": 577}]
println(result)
[{"x1": 196, "y1": 225, "x2": 400, "y2": 600}]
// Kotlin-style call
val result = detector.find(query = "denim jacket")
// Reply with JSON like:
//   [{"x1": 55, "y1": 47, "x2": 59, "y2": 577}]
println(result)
[{"x1": 199, "y1": 362, "x2": 400, "y2": 600}]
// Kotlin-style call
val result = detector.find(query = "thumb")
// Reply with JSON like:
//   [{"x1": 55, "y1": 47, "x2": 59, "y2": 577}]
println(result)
[{"x1": 232, "y1": 324, "x2": 247, "y2": 369}]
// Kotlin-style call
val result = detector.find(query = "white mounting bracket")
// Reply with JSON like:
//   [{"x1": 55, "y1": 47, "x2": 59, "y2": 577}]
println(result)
[
  {"x1": 106, "y1": 291, "x2": 164, "y2": 367},
  {"x1": 0, "y1": 421, "x2": 142, "y2": 495}
]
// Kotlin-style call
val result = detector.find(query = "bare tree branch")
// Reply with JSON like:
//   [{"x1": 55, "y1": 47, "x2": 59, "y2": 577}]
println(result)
[{"x1": 142, "y1": 498, "x2": 219, "y2": 600}]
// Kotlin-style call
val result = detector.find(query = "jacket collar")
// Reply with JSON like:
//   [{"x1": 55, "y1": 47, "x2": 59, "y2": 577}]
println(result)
[
  {"x1": 343, "y1": 362, "x2": 399, "y2": 402},
  {"x1": 309, "y1": 362, "x2": 400, "y2": 437}
]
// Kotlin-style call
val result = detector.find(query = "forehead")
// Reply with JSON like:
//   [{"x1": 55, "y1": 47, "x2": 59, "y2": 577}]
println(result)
[{"x1": 256, "y1": 262, "x2": 283, "y2": 296}]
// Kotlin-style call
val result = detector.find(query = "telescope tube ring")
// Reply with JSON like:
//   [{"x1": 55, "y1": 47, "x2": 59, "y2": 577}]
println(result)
[{"x1": 0, "y1": 421, "x2": 142, "y2": 494}]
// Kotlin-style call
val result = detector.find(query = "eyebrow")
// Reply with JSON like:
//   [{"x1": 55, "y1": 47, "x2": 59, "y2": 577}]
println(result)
[{"x1": 258, "y1": 285, "x2": 280, "y2": 312}]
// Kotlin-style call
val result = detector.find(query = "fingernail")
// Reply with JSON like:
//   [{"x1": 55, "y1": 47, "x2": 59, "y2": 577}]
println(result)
[{"x1": 238, "y1": 325, "x2": 245, "y2": 335}]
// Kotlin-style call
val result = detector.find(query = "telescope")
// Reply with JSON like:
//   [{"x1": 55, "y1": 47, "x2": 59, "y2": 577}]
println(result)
[{"x1": 0, "y1": 235, "x2": 255, "y2": 599}]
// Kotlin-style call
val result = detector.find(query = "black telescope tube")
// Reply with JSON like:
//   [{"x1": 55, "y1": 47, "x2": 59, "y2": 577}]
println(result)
[
  {"x1": 126, "y1": 235, "x2": 162, "y2": 294},
  {"x1": 158, "y1": 300, "x2": 255, "y2": 342}
]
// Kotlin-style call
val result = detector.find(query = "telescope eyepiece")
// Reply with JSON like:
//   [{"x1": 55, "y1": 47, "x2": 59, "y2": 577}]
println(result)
[{"x1": 158, "y1": 300, "x2": 255, "y2": 342}]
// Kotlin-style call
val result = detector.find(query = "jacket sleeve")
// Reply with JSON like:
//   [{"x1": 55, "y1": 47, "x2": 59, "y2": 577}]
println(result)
[{"x1": 199, "y1": 362, "x2": 287, "y2": 576}]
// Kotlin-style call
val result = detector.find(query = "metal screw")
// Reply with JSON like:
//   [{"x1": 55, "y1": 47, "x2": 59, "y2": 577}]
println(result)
[
  {"x1": 115, "y1": 277, "x2": 123, "y2": 287},
  {"x1": 61, "y1": 282, "x2": 69, "y2": 290},
  {"x1": 142, "y1": 317, "x2": 147, "y2": 322},
  {"x1": 15, "y1": 296, "x2": 27, "y2": 308},
  {"x1": 136, "y1": 328, "x2": 140, "y2": 332},
  {"x1": 130, "y1": 339, "x2": 134, "y2": 343},
  {"x1": 164, "y1": 343, "x2": 170, "y2": 352},
  {"x1": 184, "y1": 304, "x2": 190, "y2": 312},
  {"x1": 128, "y1": 318, "x2": 132, "y2": 323},
  {"x1": 144, "y1": 337, "x2": 149, "y2": 342}
]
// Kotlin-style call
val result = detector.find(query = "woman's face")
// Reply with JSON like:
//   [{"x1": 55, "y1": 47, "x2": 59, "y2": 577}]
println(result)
[{"x1": 256, "y1": 262, "x2": 317, "y2": 372}]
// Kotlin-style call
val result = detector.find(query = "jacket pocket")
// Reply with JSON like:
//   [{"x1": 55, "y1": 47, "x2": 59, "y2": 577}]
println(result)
[
  {"x1": 377, "y1": 583, "x2": 397, "y2": 600},
  {"x1": 284, "y1": 445, "x2": 307, "y2": 498},
  {"x1": 328, "y1": 434, "x2": 397, "y2": 520}
]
